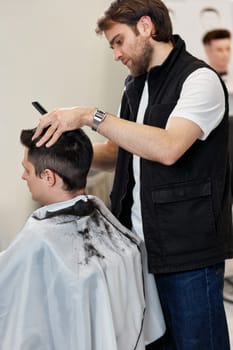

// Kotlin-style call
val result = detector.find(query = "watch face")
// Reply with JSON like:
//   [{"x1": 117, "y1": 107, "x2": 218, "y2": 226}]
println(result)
[
  {"x1": 96, "y1": 110, "x2": 105, "y2": 120},
  {"x1": 92, "y1": 109, "x2": 106, "y2": 131}
]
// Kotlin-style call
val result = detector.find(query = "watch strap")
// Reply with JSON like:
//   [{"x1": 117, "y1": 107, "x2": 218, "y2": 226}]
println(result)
[{"x1": 92, "y1": 109, "x2": 106, "y2": 131}]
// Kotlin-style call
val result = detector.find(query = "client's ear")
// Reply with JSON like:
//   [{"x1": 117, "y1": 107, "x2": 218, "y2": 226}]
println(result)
[{"x1": 42, "y1": 169, "x2": 56, "y2": 187}]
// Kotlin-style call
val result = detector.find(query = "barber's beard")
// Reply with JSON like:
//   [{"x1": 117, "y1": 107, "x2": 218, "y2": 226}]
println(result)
[{"x1": 129, "y1": 39, "x2": 153, "y2": 77}]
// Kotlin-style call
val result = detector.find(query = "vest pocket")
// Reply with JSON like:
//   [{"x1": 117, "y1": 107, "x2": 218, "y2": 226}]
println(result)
[{"x1": 151, "y1": 179, "x2": 217, "y2": 256}]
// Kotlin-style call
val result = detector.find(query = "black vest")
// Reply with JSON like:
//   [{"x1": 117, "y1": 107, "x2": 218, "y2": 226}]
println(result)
[{"x1": 111, "y1": 35, "x2": 233, "y2": 273}]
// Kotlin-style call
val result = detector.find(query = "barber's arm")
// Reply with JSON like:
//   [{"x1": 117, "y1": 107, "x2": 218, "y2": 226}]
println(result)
[
  {"x1": 33, "y1": 68, "x2": 223, "y2": 167},
  {"x1": 92, "y1": 140, "x2": 118, "y2": 172},
  {"x1": 33, "y1": 107, "x2": 118, "y2": 171},
  {"x1": 93, "y1": 114, "x2": 202, "y2": 165},
  {"x1": 33, "y1": 106, "x2": 202, "y2": 166}
]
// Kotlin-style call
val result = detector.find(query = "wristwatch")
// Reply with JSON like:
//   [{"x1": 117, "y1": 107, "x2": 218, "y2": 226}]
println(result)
[{"x1": 92, "y1": 109, "x2": 106, "y2": 131}]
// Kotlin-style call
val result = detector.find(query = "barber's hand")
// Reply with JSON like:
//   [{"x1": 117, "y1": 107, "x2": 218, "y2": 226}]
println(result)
[{"x1": 32, "y1": 107, "x2": 95, "y2": 147}]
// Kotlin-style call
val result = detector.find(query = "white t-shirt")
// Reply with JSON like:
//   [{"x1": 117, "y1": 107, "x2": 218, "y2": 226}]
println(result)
[
  {"x1": 169, "y1": 68, "x2": 225, "y2": 140},
  {"x1": 131, "y1": 67, "x2": 225, "y2": 239}
]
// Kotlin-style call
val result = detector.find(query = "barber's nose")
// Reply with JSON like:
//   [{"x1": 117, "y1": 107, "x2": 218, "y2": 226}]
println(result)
[{"x1": 114, "y1": 48, "x2": 122, "y2": 61}]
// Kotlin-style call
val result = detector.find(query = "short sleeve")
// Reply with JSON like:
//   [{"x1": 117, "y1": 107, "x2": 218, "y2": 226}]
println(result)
[{"x1": 168, "y1": 68, "x2": 226, "y2": 140}]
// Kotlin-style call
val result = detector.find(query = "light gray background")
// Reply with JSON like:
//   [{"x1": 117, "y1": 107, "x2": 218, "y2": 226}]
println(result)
[{"x1": 0, "y1": 0, "x2": 233, "y2": 249}]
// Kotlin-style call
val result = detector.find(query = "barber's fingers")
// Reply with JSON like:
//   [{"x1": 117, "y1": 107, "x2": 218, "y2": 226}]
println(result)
[
  {"x1": 32, "y1": 110, "x2": 65, "y2": 147},
  {"x1": 32, "y1": 110, "x2": 56, "y2": 138},
  {"x1": 32, "y1": 106, "x2": 90, "y2": 147},
  {"x1": 36, "y1": 123, "x2": 62, "y2": 147}
]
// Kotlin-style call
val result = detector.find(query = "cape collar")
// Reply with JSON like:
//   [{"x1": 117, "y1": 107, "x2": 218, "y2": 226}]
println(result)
[{"x1": 32, "y1": 195, "x2": 90, "y2": 220}]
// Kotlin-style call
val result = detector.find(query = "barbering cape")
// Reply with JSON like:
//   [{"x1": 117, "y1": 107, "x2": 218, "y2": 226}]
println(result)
[{"x1": 0, "y1": 195, "x2": 165, "y2": 350}]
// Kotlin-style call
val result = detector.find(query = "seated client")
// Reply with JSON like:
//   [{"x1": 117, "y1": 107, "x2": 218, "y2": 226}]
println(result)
[{"x1": 0, "y1": 127, "x2": 165, "y2": 350}]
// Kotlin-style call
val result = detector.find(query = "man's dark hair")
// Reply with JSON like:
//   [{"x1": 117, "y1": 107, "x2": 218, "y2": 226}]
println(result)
[
  {"x1": 20, "y1": 128, "x2": 93, "y2": 192},
  {"x1": 202, "y1": 29, "x2": 231, "y2": 45},
  {"x1": 96, "y1": 0, "x2": 173, "y2": 43}
]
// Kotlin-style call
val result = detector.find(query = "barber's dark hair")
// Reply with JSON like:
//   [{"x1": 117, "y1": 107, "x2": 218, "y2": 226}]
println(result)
[
  {"x1": 20, "y1": 128, "x2": 93, "y2": 192},
  {"x1": 96, "y1": 0, "x2": 173, "y2": 42},
  {"x1": 202, "y1": 29, "x2": 231, "y2": 45}
]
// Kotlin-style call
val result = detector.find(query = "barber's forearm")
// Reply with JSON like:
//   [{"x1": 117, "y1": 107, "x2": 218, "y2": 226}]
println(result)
[
  {"x1": 91, "y1": 112, "x2": 202, "y2": 166},
  {"x1": 92, "y1": 141, "x2": 118, "y2": 172},
  {"x1": 33, "y1": 106, "x2": 199, "y2": 166},
  {"x1": 94, "y1": 112, "x2": 171, "y2": 164}
]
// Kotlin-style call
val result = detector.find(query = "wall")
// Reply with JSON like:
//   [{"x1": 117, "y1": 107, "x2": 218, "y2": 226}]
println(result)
[
  {"x1": 163, "y1": 0, "x2": 233, "y2": 57},
  {"x1": 0, "y1": 0, "x2": 127, "y2": 249},
  {"x1": 163, "y1": 0, "x2": 233, "y2": 95},
  {"x1": 2, "y1": 0, "x2": 233, "y2": 250}
]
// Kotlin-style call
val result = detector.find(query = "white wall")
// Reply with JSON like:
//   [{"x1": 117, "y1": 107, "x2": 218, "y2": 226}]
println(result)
[
  {"x1": 0, "y1": 0, "x2": 127, "y2": 249},
  {"x1": 2, "y1": 0, "x2": 233, "y2": 250},
  {"x1": 163, "y1": 0, "x2": 233, "y2": 90}
]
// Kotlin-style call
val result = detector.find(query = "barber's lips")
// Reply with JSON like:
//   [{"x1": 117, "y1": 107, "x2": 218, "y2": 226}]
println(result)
[{"x1": 122, "y1": 59, "x2": 130, "y2": 66}]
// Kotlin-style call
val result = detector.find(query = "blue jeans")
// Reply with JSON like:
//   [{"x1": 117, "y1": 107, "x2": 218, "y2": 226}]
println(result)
[{"x1": 147, "y1": 263, "x2": 230, "y2": 350}]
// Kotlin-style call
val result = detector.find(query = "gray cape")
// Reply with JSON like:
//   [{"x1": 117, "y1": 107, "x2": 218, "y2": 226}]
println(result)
[{"x1": 0, "y1": 195, "x2": 165, "y2": 350}]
